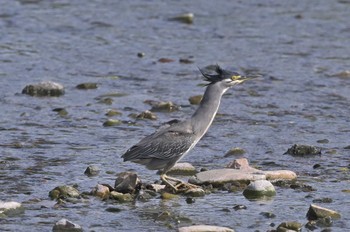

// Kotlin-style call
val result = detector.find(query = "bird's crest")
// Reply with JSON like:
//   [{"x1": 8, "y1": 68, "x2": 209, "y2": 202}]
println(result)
[{"x1": 199, "y1": 64, "x2": 233, "y2": 85}]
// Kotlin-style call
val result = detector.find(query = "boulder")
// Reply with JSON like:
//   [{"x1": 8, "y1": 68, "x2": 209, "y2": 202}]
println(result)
[
  {"x1": 22, "y1": 81, "x2": 64, "y2": 97},
  {"x1": 52, "y1": 218, "x2": 83, "y2": 232},
  {"x1": 178, "y1": 225, "x2": 234, "y2": 232},
  {"x1": 114, "y1": 172, "x2": 141, "y2": 193},
  {"x1": 243, "y1": 180, "x2": 276, "y2": 199},
  {"x1": 306, "y1": 204, "x2": 341, "y2": 220},
  {"x1": 0, "y1": 201, "x2": 24, "y2": 217}
]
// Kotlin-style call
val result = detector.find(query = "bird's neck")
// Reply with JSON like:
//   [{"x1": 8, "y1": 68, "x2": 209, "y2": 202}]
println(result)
[{"x1": 191, "y1": 83, "x2": 227, "y2": 137}]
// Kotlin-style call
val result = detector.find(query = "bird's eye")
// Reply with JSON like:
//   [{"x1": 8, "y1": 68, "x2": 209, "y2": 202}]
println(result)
[{"x1": 231, "y1": 75, "x2": 241, "y2": 81}]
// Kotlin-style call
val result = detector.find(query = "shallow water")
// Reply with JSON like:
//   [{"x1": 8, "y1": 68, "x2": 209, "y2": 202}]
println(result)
[{"x1": 1, "y1": 0, "x2": 350, "y2": 231}]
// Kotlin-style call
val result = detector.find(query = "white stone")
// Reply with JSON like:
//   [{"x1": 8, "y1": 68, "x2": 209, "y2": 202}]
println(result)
[{"x1": 178, "y1": 225, "x2": 234, "y2": 232}]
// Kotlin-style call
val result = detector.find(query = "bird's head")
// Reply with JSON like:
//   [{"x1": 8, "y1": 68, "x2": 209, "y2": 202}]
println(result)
[{"x1": 199, "y1": 65, "x2": 253, "y2": 88}]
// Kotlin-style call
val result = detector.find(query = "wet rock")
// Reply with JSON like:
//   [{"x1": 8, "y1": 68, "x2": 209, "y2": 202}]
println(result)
[
  {"x1": 136, "y1": 110, "x2": 157, "y2": 120},
  {"x1": 53, "y1": 108, "x2": 68, "y2": 116},
  {"x1": 49, "y1": 185, "x2": 80, "y2": 200},
  {"x1": 243, "y1": 180, "x2": 276, "y2": 199},
  {"x1": 184, "y1": 187, "x2": 205, "y2": 197},
  {"x1": 312, "y1": 197, "x2": 333, "y2": 204},
  {"x1": 91, "y1": 184, "x2": 110, "y2": 199},
  {"x1": 189, "y1": 169, "x2": 266, "y2": 187},
  {"x1": 169, "y1": 13, "x2": 194, "y2": 24},
  {"x1": 110, "y1": 191, "x2": 133, "y2": 202},
  {"x1": 144, "y1": 100, "x2": 180, "y2": 112},
  {"x1": 224, "y1": 147, "x2": 246, "y2": 157},
  {"x1": 306, "y1": 204, "x2": 341, "y2": 220},
  {"x1": 330, "y1": 70, "x2": 350, "y2": 78},
  {"x1": 136, "y1": 189, "x2": 156, "y2": 202},
  {"x1": 98, "y1": 97, "x2": 113, "y2": 105},
  {"x1": 22, "y1": 81, "x2": 64, "y2": 97},
  {"x1": 179, "y1": 58, "x2": 195, "y2": 64},
  {"x1": 178, "y1": 225, "x2": 234, "y2": 232},
  {"x1": 105, "y1": 109, "x2": 122, "y2": 117},
  {"x1": 52, "y1": 218, "x2": 83, "y2": 232},
  {"x1": 76, "y1": 82, "x2": 98, "y2": 90},
  {"x1": 226, "y1": 158, "x2": 251, "y2": 169},
  {"x1": 161, "y1": 192, "x2": 179, "y2": 200},
  {"x1": 0, "y1": 201, "x2": 24, "y2": 217},
  {"x1": 233, "y1": 204, "x2": 247, "y2": 211},
  {"x1": 276, "y1": 221, "x2": 302, "y2": 232},
  {"x1": 188, "y1": 95, "x2": 202, "y2": 105},
  {"x1": 114, "y1": 171, "x2": 141, "y2": 193},
  {"x1": 264, "y1": 170, "x2": 297, "y2": 180},
  {"x1": 158, "y1": 58, "x2": 175, "y2": 63},
  {"x1": 103, "y1": 119, "x2": 122, "y2": 127},
  {"x1": 84, "y1": 165, "x2": 100, "y2": 176},
  {"x1": 166, "y1": 162, "x2": 197, "y2": 176},
  {"x1": 137, "y1": 52, "x2": 145, "y2": 58},
  {"x1": 316, "y1": 139, "x2": 329, "y2": 144},
  {"x1": 284, "y1": 144, "x2": 321, "y2": 156},
  {"x1": 260, "y1": 211, "x2": 276, "y2": 218}
]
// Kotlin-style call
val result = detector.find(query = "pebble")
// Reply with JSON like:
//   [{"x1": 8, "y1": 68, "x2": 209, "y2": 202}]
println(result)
[
  {"x1": 114, "y1": 171, "x2": 141, "y2": 193},
  {"x1": 52, "y1": 218, "x2": 83, "y2": 232},
  {"x1": 22, "y1": 81, "x2": 64, "y2": 97},
  {"x1": 0, "y1": 201, "x2": 24, "y2": 217},
  {"x1": 306, "y1": 204, "x2": 341, "y2": 220},
  {"x1": 243, "y1": 180, "x2": 276, "y2": 199},
  {"x1": 178, "y1": 225, "x2": 234, "y2": 232}
]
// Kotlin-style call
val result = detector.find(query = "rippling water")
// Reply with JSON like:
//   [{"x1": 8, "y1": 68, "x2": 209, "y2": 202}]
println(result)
[{"x1": 1, "y1": 0, "x2": 349, "y2": 231}]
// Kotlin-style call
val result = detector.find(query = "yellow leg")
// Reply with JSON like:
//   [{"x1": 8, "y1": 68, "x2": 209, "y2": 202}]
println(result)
[{"x1": 160, "y1": 174, "x2": 200, "y2": 192}]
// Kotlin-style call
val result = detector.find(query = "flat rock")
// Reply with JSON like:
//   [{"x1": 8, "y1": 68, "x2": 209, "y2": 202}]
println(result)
[
  {"x1": 167, "y1": 162, "x2": 197, "y2": 176},
  {"x1": 22, "y1": 81, "x2": 64, "y2": 97},
  {"x1": 0, "y1": 201, "x2": 24, "y2": 217},
  {"x1": 178, "y1": 225, "x2": 234, "y2": 232},
  {"x1": 189, "y1": 169, "x2": 266, "y2": 186},
  {"x1": 306, "y1": 204, "x2": 341, "y2": 220},
  {"x1": 52, "y1": 218, "x2": 83, "y2": 232}
]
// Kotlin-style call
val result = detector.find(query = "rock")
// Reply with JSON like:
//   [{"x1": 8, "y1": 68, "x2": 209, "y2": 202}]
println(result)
[
  {"x1": 158, "y1": 58, "x2": 175, "y2": 63},
  {"x1": 226, "y1": 158, "x2": 251, "y2": 169},
  {"x1": 49, "y1": 185, "x2": 80, "y2": 200},
  {"x1": 224, "y1": 148, "x2": 246, "y2": 157},
  {"x1": 233, "y1": 204, "x2": 247, "y2": 211},
  {"x1": 284, "y1": 144, "x2": 321, "y2": 156},
  {"x1": 166, "y1": 162, "x2": 197, "y2": 176},
  {"x1": 144, "y1": 100, "x2": 180, "y2": 112},
  {"x1": 76, "y1": 82, "x2": 98, "y2": 90},
  {"x1": 103, "y1": 119, "x2": 122, "y2": 127},
  {"x1": 84, "y1": 165, "x2": 100, "y2": 176},
  {"x1": 178, "y1": 225, "x2": 234, "y2": 232},
  {"x1": 22, "y1": 81, "x2": 64, "y2": 97},
  {"x1": 306, "y1": 204, "x2": 341, "y2": 220},
  {"x1": 136, "y1": 110, "x2": 157, "y2": 120},
  {"x1": 276, "y1": 221, "x2": 302, "y2": 232},
  {"x1": 53, "y1": 108, "x2": 68, "y2": 116},
  {"x1": 137, "y1": 52, "x2": 145, "y2": 58},
  {"x1": 243, "y1": 180, "x2": 276, "y2": 199},
  {"x1": 179, "y1": 58, "x2": 195, "y2": 64},
  {"x1": 105, "y1": 109, "x2": 122, "y2": 117},
  {"x1": 136, "y1": 189, "x2": 156, "y2": 202},
  {"x1": 52, "y1": 218, "x2": 83, "y2": 232},
  {"x1": 91, "y1": 184, "x2": 110, "y2": 199},
  {"x1": 264, "y1": 170, "x2": 297, "y2": 180},
  {"x1": 260, "y1": 211, "x2": 276, "y2": 218},
  {"x1": 161, "y1": 192, "x2": 179, "y2": 200},
  {"x1": 189, "y1": 169, "x2": 266, "y2": 187},
  {"x1": 114, "y1": 171, "x2": 141, "y2": 193},
  {"x1": 330, "y1": 70, "x2": 350, "y2": 78},
  {"x1": 188, "y1": 95, "x2": 203, "y2": 105},
  {"x1": 169, "y1": 13, "x2": 194, "y2": 24},
  {"x1": 147, "y1": 184, "x2": 166, "y2": 193},
  {"x1": 0, "y1": 201, "x2": 24, "y2": 217},
  {"x1": 110, "y1": 191, "x2": 133, "y2": 202},
  {"x1": 184, "y1": 187, "x2": 205, "y2": 197}
]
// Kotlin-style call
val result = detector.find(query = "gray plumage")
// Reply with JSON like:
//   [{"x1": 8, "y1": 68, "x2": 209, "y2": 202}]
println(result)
[{"x1": 122, "y1": 65, "x2": 252, "y2": 176}]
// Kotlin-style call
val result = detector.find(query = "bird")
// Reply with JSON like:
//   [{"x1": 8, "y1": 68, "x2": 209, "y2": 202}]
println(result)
[{"x1": 122, "y1": 65, "x2": 254, "y2": 192}]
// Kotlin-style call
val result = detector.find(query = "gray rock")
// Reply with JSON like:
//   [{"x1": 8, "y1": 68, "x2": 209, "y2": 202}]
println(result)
[
  {"x1": 224, "y1": 147, "x2": 246, "y2": 157},
  {"x1": 103, "y1": 119, "x2": 122, "y2": 127},
  {"x1": 114, "y1": 171, "x2": 141, "y2": 193},
  {"x1": 144, "y1": 100, "x2": 180, "y2": 112},
  {"x1": 84, "y1": 165, "x2": 100, "y2": 176},
  {"x1": 136, "y1": 110, "x2": 157, "y2": 120},
  {"x1": 243, "y1": 180, "x2": 276, "y2": 199},
  {"x1": 52, "y1": 218, "x2": 83, "y2": 232},
  {"x1": 189, "y1": 169, "x2": 266, "y2": 186},
  {"x1": 22, "y1": 81, "x2": 64, "y2": 97},
  {"x1": 166, "y1": 162, "x2": 197, "y2": 176},
  {"x1": 91, "y1": 184, "x2": 110, "y2": 199},
  {"x1": 284, "y1": 144, "x2": 321, "y2": 156},
  {"x1": 184, "y1": 187, "x2": 205, "y2": 197},
  {"x1": 110, "y1": 191, "x2": 133, "y2": 202},
  {"x1": 76, "y1": 82, "x2": 98, "y2": 89},
  {"x1": 276, "y1": 221, "x2": 302, "y2": 232},
  {"x1": 306, "y1": 204, "x2": 341, "y2": 220},
  {"x1": 178, "y1": 225, "x2": 234, "y2": 232},
  {"x1": 0, "y1": 201, "x2": 24, "y2": 217},
  {"x1": 49, "y1": 185, "x2": 80, "y2": 200}
]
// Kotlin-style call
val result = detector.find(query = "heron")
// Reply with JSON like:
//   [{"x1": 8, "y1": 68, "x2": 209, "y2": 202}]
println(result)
[{"x1": 122, "y1": 65, "x2": 254, "y2": 192}]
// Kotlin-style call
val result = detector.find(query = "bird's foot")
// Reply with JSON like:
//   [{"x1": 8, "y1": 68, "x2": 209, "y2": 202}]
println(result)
[{"x1": 161, "y1": 174, "x2": 201, "y2": 193}]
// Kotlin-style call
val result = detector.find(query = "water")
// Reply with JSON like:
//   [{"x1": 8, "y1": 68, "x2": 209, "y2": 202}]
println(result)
[{"x1": 1, "y1": 0, "x2": 349, "y2": 231}]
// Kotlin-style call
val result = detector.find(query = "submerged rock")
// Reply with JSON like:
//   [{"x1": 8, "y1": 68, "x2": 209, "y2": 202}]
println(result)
[
  {"x1": 105, "y1": 109, "x2": 122, "y2": 117},
  {"x1": 22, "y1": 81, "x2": 64, "y2": 97},
  {"x1": 224, "y1": 147, "x2": 246, "y2": 157},
  {"x1": 136, "y1": 110, "x2": 157, "y2": 120},
  {"x1": 178, "y1": 225, "x2": 234, "y2": 232},
  {"x1": 114, "y1": 172, "x2": 141, "y2": 193},
  {"x1": 166, "y1": 162, "x2": 197, "y2": 176},
  {"x1": 276, "y1": 221, "x2": 302, "y2": 232},
  {"x1": 76, "y1": 82, "x2": 98, "y2": 89},
  {"x1": 284, "y1": 144, "x2": 321, "y2": 156},
  {"x1": 103, "y1": 119, "x2": 122, "y2": 127},
  {"x1": 243, "y1": 180, "x2": 276, "y2": 199},
  {"x1": 110, "y1": 191, "x2": 133, "y2": 202},
  {"x1": 0, "y1": 201, "x2": 24, "y2": 217},
  {"x1": 144, "y1": 100, "x2": 180, "y2": 112},
  {"x1": 188, "y1": 95, "x2": 202, "y2": 105},
  {"x1": 84, "y1": 165, "x2": 100, "y2": 176},
  {"x1": 306, "y1": 204, "x2": 341, "y2": 220},
  {"x1": 49, "y1": 185, "x2": 80, "y2": 200},
  {"x1": 52, "y1": 218, "x2": 83, "y2": 232},
  {"x1": 168, "y1": 13, "x2": 194, "y2": 24}
]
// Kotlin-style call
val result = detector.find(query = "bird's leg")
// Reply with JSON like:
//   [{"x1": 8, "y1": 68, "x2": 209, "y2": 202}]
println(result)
[
  {"x1": 160, "y1": 174, "x2": 179, "y2": 192},
  {"x1": 161, "y1": 174, "x2": 200, "y2": 192}
]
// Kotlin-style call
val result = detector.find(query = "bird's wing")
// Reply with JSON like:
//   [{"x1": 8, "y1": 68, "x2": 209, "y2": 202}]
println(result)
[{"x1": 122, "y1": 121, "x2": 194, "y2": 161}]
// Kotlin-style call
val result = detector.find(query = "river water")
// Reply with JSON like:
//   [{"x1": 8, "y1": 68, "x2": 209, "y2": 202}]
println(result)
[{"x1": 0, "y1": 0, "x2": 349, "y2": 231}]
